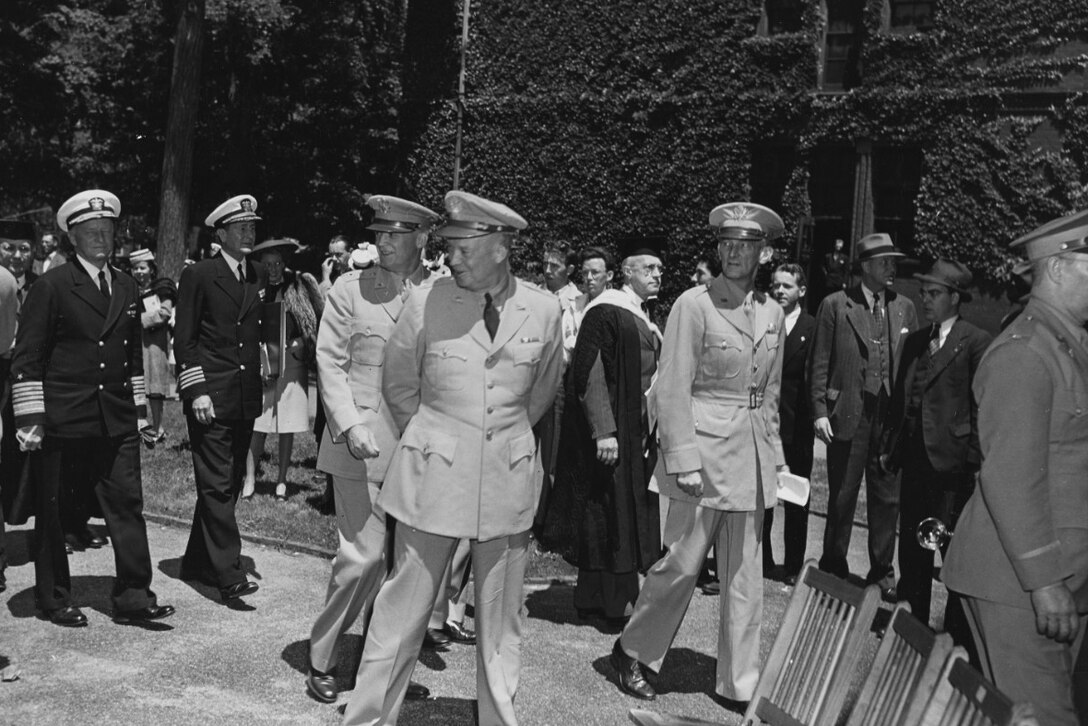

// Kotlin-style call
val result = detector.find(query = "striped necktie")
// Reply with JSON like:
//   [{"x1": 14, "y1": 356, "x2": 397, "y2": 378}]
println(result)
[{"x1": 928, "y1": 324, "x2": 941, "y2": 357}]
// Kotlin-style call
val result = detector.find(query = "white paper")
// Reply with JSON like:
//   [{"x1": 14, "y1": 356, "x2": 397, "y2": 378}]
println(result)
[{"x1": 777, "y1": 471, "x2": 810, "y2": 506}]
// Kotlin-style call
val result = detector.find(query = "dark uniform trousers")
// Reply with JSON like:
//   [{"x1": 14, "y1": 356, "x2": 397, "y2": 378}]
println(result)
[
  {"x1": 33, "y1": 431, "x2": 153, "y2": 611},
  {"x1": 763, "y1": 435, "x2": 814, "y2": 575},
  {"x1": 821, "y1": 390, "x2": 899, "y2": 587},
  {"x1": 182, "y1": 416, "x2": 254, "y2": 586}
]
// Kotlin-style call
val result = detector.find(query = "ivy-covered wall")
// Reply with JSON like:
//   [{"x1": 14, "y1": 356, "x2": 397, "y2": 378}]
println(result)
[{"x1": 400, "y1": 0, "x2": 1088, "y2": 302}]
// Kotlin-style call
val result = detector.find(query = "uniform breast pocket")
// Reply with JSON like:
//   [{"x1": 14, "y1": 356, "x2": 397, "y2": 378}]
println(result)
[
  {"x1": 508, "y1": 342, "x2": 544, "y2": 396},
  {"x1": 423, "y1": 343, "x2": 471, "y2": 391},
  {"x1": 700, "y1": 333, "x2": 746, "y2": 380},
  {"x1": 349, "y1": 323, "x2": 392, "y2": 366},
  {"x1": 763, "y1": 332, "x2": 780, "y2": 354}
]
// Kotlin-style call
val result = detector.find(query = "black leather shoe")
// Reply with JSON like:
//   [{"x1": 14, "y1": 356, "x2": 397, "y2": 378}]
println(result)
[
  {"x1": 0, "y1": 568, "x2": 6, "y2": 593},
  {"x1": 113, "y1": 604, "x2": 175, "y2": 624},
  {"x1": 220, "y1": 580, "x2": 259, "y2": 601},
  {"x1": 423, "y1": 627, "x2": 451, "y2": 648},
  {"x1": 700, "y1": 580, "x2": 721, "y2": 596},
  {"x1": 405, "y1": 680, "x2": 430, "y2": 700},
  {"x1": 443, "y1": 621, "x2": 476, "y2": 645},
  {"x1": 306, "y1": 668, "x2": 337, "y2": 703},
  {"x1": 44, "y1": 606, "x2": 88, "y2": 627},
  {"x1": 783, "y1": 573, "x2": 799, "y2": 587},
  {"x1": 610, "y1": 639, "x2": 656, "y2": 700},
  {"x1": 880, "y1": 585, "x2": 898, "y2": 604}
]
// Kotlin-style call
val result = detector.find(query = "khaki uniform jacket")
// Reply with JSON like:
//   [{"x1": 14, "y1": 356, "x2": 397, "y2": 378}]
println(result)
[
  {"x1": 378, "y1": 276, "x2": 564, "y2": 540},
  {"x1": 315, "y1": 265, "x2": 432, "y2": 483},
  {"x1": 654, "y1": 279, "x2": 785, "y2": 511},
  {"x1": 944, "y1": 298, "x2": 1088, "y2": 611}
]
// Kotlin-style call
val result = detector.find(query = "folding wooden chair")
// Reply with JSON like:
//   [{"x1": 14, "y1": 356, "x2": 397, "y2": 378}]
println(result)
[
  {"x1": 916, "y1": 647, "x2": 1038, "y2": 726},
  {"x1": 845, "y1": 604, "x2": 954, "y2": 726},
  {"x1": 628, "y1": 709, "x2": 726, "y2": 726},
  {"x1": 743, "y1": 560, "x2": 882, "y2": 725}
]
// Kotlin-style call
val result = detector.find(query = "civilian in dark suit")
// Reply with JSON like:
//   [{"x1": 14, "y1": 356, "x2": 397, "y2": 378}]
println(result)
[
  {"x1": 175, "y1": 195, "x2": 265, "y2": 602},
  {"x1": 808, "y1": 233, "x2": 917, "y2": 598},
  {"x1": 883, "y1": 260, "x2": 991, "y2": 636},
  {"x1": 762, "y1": 263, "x2": 816, "y2": 584},
  {"x1": 11, "y1": 190, "x2": 173, "y2": 627}
]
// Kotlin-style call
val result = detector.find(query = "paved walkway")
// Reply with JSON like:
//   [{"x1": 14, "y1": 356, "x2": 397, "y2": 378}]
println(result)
[{"x1": 2, "y1": 485, "x2": 886, "y2": 726}]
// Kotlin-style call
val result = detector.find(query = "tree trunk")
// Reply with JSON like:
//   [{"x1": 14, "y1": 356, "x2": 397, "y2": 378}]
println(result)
[{"x1": 156, "y1": 0, "x2": 205, "y2": 281}]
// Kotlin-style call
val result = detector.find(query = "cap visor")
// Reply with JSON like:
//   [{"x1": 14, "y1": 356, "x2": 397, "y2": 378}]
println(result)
[
  {"x1": 434, "y1": 224, "x2": 491, "y2": 239},
  {"x1": 366, "y1": 222, "x2": 417, "y2": 233}
]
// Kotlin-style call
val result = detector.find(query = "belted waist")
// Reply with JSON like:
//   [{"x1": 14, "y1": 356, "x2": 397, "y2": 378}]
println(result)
[{"x1": 694, "y1": 389, "x2": 765, "y2": 409}]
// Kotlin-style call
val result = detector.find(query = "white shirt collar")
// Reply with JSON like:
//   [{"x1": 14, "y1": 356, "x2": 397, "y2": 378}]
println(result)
[
  {"x1": 784, "y1": 306, "x2": 801, "y2": 335},
  {"x1": 936, "y1": 315, "x2": 958, "y2": 348},
  {"x1": 860, "y1": 282, "x2": 883, "y2": 307},
  {"x1": 219, "y1": 249, "x2": 244, "y2": 271},
  {"x1": 75, "y1": 254, "x2": 109, "y2": 286}
]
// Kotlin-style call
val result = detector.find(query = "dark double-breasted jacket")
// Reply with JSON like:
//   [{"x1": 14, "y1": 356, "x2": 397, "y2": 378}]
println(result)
[
  {"x1": 173, "y1": 255, "x2": 266, "y2": 420},
  {"x1": 11, "y1": 260, "x2": 145, "y2": 438}
]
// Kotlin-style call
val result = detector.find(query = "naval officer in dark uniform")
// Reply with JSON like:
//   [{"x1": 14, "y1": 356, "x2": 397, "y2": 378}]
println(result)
[
  {"x1": 12, "y1": 189, "x2": 174, "y2": 626},
  {"x1": 175, "y1": 194, "x2": 265, "y2": 602}
]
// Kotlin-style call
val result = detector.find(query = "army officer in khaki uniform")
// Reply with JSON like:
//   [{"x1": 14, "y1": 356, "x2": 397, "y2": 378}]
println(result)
[
  {"x1": 611, "y1": 203, "x2": 787, "y2": 707},
  {"x1": 342, "y1": 191, "x2": 564, "y2": 726},
  {"x1": 306, "y1": 195, "x2": 439, "y2": 704},
  {"x1": 943, "y1": 210, "x2": 1088, "y2": 726}
]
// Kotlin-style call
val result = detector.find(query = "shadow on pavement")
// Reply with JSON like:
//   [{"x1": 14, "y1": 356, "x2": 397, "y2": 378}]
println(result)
[
  {"x1": 591, "y1": 648, "x2": 718, "y2": 699},
  {"x1": 156, "y1": 554, "x2": 261, "y2": 606},
  {"x1": 5, "y1": 574, "x2": 115, "y2": 618},
  {"x1": 524, "y1": 579, "x2": 627, "y2": 634},
  {"x1": 3, "y1": 529, "x2": 31, "y2": 567}
]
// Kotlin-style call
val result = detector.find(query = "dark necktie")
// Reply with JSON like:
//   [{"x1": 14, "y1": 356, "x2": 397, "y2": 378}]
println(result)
[
  {"x1": 928, "y1": 324, "x2": 941, "y2": 357},
  {"x1": 871, "y1": 290, "x2": 885, "y2": 328},
  {"x1": 98, "y1": 270, "x2": 110, "y2": 301},
  {"x1": 237, "y1": 263, "x2": 246, "y2": 285},
  {"x1": 483, "y1": 293, "x2": 499, "y2": 341}
]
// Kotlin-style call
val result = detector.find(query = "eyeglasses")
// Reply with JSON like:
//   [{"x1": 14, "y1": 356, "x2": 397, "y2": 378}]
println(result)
[{"x1": 718, "y1": 239, "x2": 760, "y2": 254}]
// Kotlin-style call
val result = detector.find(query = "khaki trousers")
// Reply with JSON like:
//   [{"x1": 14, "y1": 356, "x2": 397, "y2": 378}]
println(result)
[
  {"x1": 309, "y1": 475, "x2": 387, "y2": 673},
  {"x1": 429, "y1": 537, "x2": 472, "y2": 629},
  {"x1": 620, "y1": 500, "x2": 764, "y2": 701},
  {"x1": 342, "y1": 527, "x2": 530, "y2": 726},
  {"x1": 964, "y1": 596, "x2": 1086, "y2": 726}
]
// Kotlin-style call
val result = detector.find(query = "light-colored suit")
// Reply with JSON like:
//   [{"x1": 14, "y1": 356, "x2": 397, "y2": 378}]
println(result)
[
  {"x1": 309, "y1": 265, "x2": 430, "y2": 674},
  {"x1": 943, "y1": 298, "x2": 1088, "y2": 725},
  {"x1": 622, "y1": 278, "x2": 784, "y2": 702},
  {"x1": 343, "y1": 275, "x2": 563, "y2": 726}
]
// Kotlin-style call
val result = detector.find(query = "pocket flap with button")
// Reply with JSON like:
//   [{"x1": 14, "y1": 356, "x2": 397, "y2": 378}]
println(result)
[
  {"x1": 508, "y1": 429, "x2": 536, "y2": 466},
  {"x1": 953, "y1": 421, "x2": 971, "y2": 437},
  {"x1": 513, "y1": 343, "x2": 544, "y2": 366},
  {"x1": 401, "y1": 427, "x2": 458, "y2": 464}
]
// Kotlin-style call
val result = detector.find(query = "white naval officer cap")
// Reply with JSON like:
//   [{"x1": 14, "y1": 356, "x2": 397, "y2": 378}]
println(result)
[
  {"x1": 365, "y1": 195, "x2": 441, "y2": 233},
  {"x1": 57, "y1": 189, "x2": 121, "y2": 232},
  {"x1": 434, "y1": 191, "x2": 527, "y2": 239},
  {"x1": 205, "y1": 194, "x2": 262, "y2": 228}
]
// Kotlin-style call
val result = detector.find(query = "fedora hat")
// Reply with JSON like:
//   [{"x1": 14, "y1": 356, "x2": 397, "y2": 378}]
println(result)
[
  {"x1": 914, "y1": 259, "x2": 973, "y2": 302},
  {"x1": 855, "y1": 233, "x2": 905, "y2": 261}
]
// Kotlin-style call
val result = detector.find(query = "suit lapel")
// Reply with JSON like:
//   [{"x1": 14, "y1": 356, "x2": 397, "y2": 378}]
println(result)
[
  {"x1": 926, "y1": 322, "x2": 964, "y2": 383},
  {"x1": 70, "y1": 263, "x2": 109, "y2": 319},
  {"x1": 844, "y1": 287, "x2": 871, "y2": 351},
  {"x1": 888, "y1": 290, "x2": 907, "y2": 351},
  {"x1": 214, "y1": 256, "x2": 244, "y2": 307},
  {"x1": 490, "y1": 285, "x2": 530, "y2": 353},
  {"x1": 100, "y1": 267, "x2": 126, "y2": 336},
  {"x1": 238, "y1": 259, "x2": 261, "y2": 317}
]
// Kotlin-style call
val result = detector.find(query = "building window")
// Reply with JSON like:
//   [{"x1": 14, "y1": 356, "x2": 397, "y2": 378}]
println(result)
[
  {"x1": 889, "y1": 0, "x2": 934, "y2": 31},
  {"x1": 872, "y1": 146, "x2": 923, "y2": 253},
  {"x1": 822, "y1": 0, "x2": 864, "y2": 90},
  {"x1": 765, "y1": 0, "x2": 804, "y2": 35}
]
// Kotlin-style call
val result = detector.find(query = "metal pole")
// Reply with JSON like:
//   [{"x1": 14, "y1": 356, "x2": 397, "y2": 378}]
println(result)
[{"x1": 452, "y1": 0, "x2": 471, "y2": 190}]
